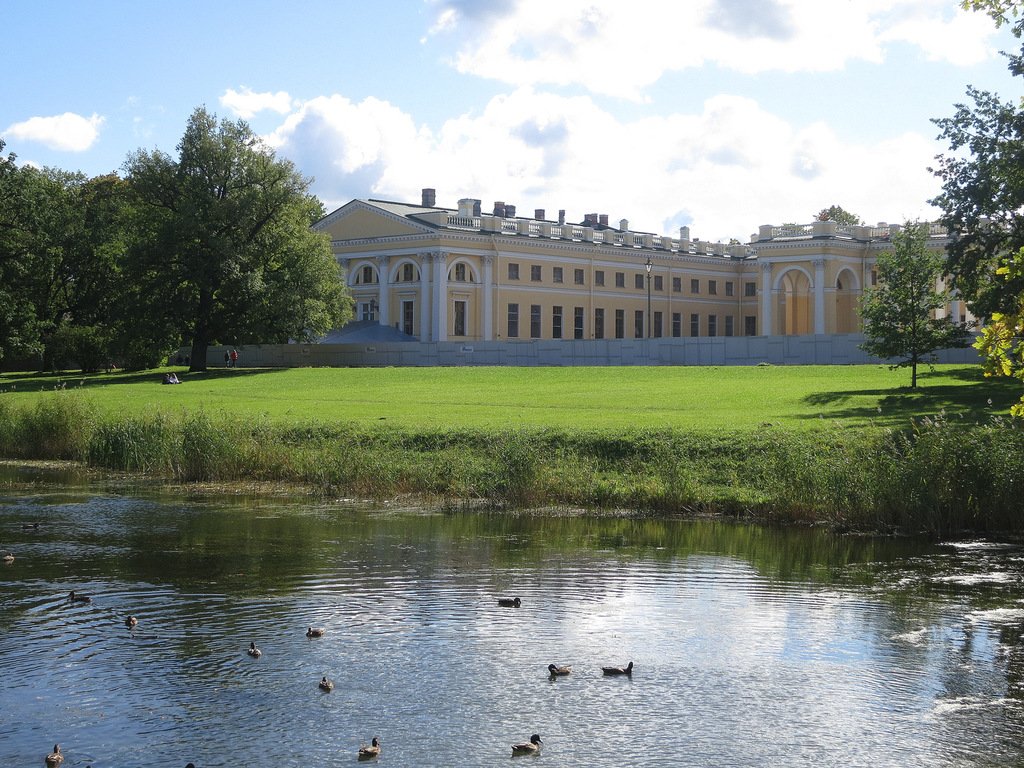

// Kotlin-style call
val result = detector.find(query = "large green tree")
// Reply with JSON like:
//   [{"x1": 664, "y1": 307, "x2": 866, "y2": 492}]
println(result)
[
  {"x1": 124, "y1": 107, "x2": 350, "y2": 371},
  {"x1": 815, "y1": 205, "x2": 862, "y2": 226},
  {"x1": 859, "y1": 223, "x2": 971, "y2": 388}
]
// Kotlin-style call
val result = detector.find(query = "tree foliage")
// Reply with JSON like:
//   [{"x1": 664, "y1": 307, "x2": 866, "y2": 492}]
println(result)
[
  {"x1": 975, "y1": 249, "x2": 1024, "y2": 415},
  {"x1": 124, "y1": 107, "x2": 350, "y2": 371},
  {"x1": 815, "y1": 205, "x2": 862, "y2": 226},
  {"x1": 859, "y1": 223, "x2": 972, "y2": 388}
]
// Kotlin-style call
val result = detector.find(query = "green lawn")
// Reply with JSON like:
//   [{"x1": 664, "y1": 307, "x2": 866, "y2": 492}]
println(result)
[{"x1": 1, "y1": 364, "x2": 1018, "y2": 432}]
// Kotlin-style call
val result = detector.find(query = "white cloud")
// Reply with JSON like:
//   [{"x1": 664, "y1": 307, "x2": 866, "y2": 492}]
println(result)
[
  {"x1": 268, "y1": 87, "x2": 944, "y2": 242},
  {"x1": 425, "y1": 0, "x2": 1003, "y2": 94},
  {"x1": 4, "y1": 112, "x2": 104, "y2": 152},
  {"x1": 220, "y1": 87, "x2": 294, "y2": 119}
]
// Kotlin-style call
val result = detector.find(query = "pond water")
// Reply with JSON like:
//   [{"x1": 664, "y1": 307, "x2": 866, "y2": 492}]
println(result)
[{"x1": 2, "y1": 469, "x2": 1024, "y2": 767}]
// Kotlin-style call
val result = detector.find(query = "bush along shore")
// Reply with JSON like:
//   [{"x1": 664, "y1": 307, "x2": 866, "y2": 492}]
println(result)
[{"x1": 1, "y1": 394, "x2": 1021, "y2": 536}]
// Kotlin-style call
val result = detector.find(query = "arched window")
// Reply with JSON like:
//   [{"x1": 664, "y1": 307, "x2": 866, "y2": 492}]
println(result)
[
  {"x1": 401, "y1": 263, "x2": 417, "y2": 282},
  {"x1": 454, "y1": 263, "x2": 467, "y2": 281}
]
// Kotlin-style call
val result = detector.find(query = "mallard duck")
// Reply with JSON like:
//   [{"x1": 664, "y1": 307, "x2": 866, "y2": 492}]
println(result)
[
  {"x1": 1, "y1": 551, "x2": 14, "y2": 564},
  {"x1": 306, "y1": 626, "x2": 325, "y2": 638},
  {"x1": 497, "y1": 597, "x2": 522, "y2": 607},
  {"x1": 358, "y1": 736, "x2": 381, "y2": 760},
  {"x1": 602, "y1": 661, "x2": 633, "y2": 676},
  {"x1": 319, "y1": 675, "x2": 334, "y2": 692},
  {"x1": 247, "y1": 641, "x2": 262, "y2": 658},
  {"x1": 547, "y1": 663, "x2": 571, "y2": 676},
  {"x1": 511, "y1": 734, "x2": 542, "y2": 756},
  {"x1": 68, "y1": 590, "x2": 91, "y2": 603},
  {"x1": 124, "y1": 615, "x2": 138, "y2": 629},
  {"x1": 45, "y1": 743, "x2": 63, "y2": 766}
]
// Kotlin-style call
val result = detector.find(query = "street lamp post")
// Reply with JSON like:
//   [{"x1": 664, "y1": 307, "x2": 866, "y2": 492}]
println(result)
[{"x1": 645, "y1": 257, "x2": 653, "y2": 339}]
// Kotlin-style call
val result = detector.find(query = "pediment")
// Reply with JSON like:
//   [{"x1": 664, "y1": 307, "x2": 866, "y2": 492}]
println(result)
[{"x1": 315, "y1": 200, "x2": 435, "y2": 241}]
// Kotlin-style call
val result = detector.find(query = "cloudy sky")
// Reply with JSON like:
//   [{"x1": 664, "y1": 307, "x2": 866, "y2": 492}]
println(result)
[{"x1": 3, "y1": 0, "x2": 1020, "y2": 241}]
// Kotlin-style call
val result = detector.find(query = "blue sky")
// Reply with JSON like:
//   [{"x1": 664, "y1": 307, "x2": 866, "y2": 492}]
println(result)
[{"x1": 3, "y1": 0, "x2": 1021, "y2": 240}]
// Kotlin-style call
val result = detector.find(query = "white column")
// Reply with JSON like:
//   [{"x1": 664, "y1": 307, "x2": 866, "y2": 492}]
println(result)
[
  {"x1": 419, "y1": 254, "x2": 432, "y2": 341},
  {"x1": 482, "y1": 254, "x2": 494, "y2": 341},
  {"x1": 376, "y1": 255, "x2": 390, "y2": 327},
  {"x1": 433, "y1": 251, "x2": 449, "y2": 342},
  {"x1": 760, "y1": 262, "x2": 772, "y2": 336},
  {"x1": 813, "y1": 258, "x2": 825, "y2": 335},
  {"x1": 950, "y1": 291, "x2": 962, "y2": 324}
]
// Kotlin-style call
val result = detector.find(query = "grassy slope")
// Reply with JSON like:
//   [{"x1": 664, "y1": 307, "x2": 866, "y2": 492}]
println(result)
[{"x1": 1, "y1": 364, "x2": 1019, "y2": 431}]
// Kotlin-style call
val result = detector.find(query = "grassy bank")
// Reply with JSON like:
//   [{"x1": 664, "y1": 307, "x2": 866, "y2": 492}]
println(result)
[{"x1": 1, "y1": 364, "x2": 1022, "y2": 535}]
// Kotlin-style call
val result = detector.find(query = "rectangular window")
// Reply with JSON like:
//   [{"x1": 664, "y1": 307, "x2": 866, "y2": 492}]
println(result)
[
  {"x1": 690, "y1": 313, "x2": 699, "y2": 337},
  {"x1": 725, "y1": 315, "x2": 734, "y2": 337},
  {"x1": 871, "y1": 269, "x2": 878, "y2": 286},
  {"x1": 745, "y1": 315, "x2": 757, "y2": 336},
  {"x1": 453, "y1": 300, "x2": 466, "y2": 336},
  {"x1": 553, "y1": 267, "x2": 563, "y2": 284},
  {"x1": 507, "y1": 303, "x2": 519, "y2": 337},
  {"x1": 654, "y1": 311, "x2": 663, "y2": 338},
  {"x1": 402, "y1": 263, "x2": 414, "y2": 282},
  {"x1": 709, "y1": 280, "x2": 718, "y2": 296},
  {"x1": 574, "y1": 268, "x2": 585, "y2": 285},
  {"x1": 361, "y1": 265, "x2": 374, "y2": 284},
  {"x1": 634, "y1": 310, "x2": 644, "y2": 338},
  {"x1": 744, "y1": 281, "x2": 756, "y2": 297},
  {"x1": 709, "y1": 314, "x2": 718, "y2": 337},
  {"x1": 552, "y1": 306, "x2": 563, "y2": 339},
  {"x1": 402, "y1": 300, "x2": 415, "y2": 336},
  {"x1": 634, "y1": 273, "x2": 644, "y2": 290},
  {"x1": 672, "y1": 276, "x2": 682, "y2": 293},
  {"x1": 531, "y1": 264, "x2": 542, "y2": 282},
  {"x1": 672, "y1": 312, "x2": 681, "y2": 338},
  {"x1": 530, "y1": 304, "x2": 542, "y2": 339},
  {"x1": 508, "y1": 263, "x2": 519, "y2": 280},
  {"x1": 615, "y1": 309, "x2": 625, "y2": 339},
  {"x1": 595, "y1": 270, "x2": 605, "y2": 286},
  {"x1": 595, "y1": 308, "x2": 605, "y2": 339},
  {"x1": 615, "y1": 272, "x2": 625, "y2": 288},
  {"x1": 654, "y1": 275, "x2": 663, "y2": 291},
  {"x1": 725, "y1": 281, "x2": 734, "y2": 297},
  {"x1": 691, "y1": 279, "x2": 700, "y2": 294},
  {"x1": 574, "y1": 306, "x2": 584, "y2": 339}
]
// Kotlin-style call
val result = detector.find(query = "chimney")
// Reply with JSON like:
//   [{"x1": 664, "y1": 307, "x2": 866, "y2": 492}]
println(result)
[
  {"x1": 558, "y1": 209, "x2": 566, "y2": 225},
  {"x1": 599, "y1": 214, "x2": 609, "y2": 227},
  {"x1": 421, "y1": 188, "x2": 436, "y2": 207},
  {"x1": 584, "y1": 213, "x2": 597, "y2": 226},
  {"x1": 493, "y1": 201, "x2": 506, "y2": 217},
  {"x1": 619, "y1": 218, "x2": 629, "y2": 231},
  {"x1": 473, "y1": 199, "x2": 481, "y2": 216},
  {"x1": 535, "y1": 208, "x2": 545, "y2": 221},
  {"x1": 505, "y1": 204, "x2": 516, "y2": 218},
  {"x1": 679, "y1": 225, "x2": 691, "y2": 241}
]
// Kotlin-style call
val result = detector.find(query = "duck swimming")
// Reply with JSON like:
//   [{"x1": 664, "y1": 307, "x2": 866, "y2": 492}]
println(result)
[
  {"x1": 124, "y1": 615, "x2": 138, "y2": 629},
  {"x1": 319, "y1": 676, "x2": 334, "y2": 692},
  {"x1": 1, "y1": 551, "x2": 13, "y2": 564},
  {"x1": 602, "y1": 661, "x2": 633, "y2": 676},
  {"x1": 247, "y1": 642, "x2": 262, "y2": 658},
  {"x1": 68, "y1": 590, "x2": 91, "y2": 603},
  {"x1": 358, "y1": 736, "x2": 381, "y2": 759},
  {"x1": 45, "y1": 744, "x2": 63, "y2": 766},
  {"x1": 306, "y1": 626, "x2": 325, "y2": 638},
  {"x1": 547, "y1": 663, "x2": 571, "y2": 676},
  {"x1": 497, "y1": 597, "x2": 522, "y2": 607},
  {"x1": 511, "y1": 734, "x2": 542, "y2": 756}
]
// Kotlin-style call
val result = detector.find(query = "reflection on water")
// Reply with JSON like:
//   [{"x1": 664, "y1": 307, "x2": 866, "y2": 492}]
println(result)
[{"x1": 2, "y1": 470, "x2": 1024, "y2": 766}]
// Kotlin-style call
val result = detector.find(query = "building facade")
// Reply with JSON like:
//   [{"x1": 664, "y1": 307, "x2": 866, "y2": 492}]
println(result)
[{"x1": 313, "y1": 189, "x2": 968, "y2": 344}]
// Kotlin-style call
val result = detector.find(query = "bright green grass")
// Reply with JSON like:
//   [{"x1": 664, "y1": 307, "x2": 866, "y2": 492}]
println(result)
[{"x1": 1, "y1": 364, "x2": 1018, "y2": 432}]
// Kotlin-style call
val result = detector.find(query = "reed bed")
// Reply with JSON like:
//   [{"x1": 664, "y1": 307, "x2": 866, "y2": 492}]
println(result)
[{"x1": 1, "y1": 393, "x2": 1021, "y2": 536}]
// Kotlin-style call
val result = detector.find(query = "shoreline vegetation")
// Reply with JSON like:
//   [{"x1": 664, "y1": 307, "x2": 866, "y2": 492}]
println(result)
[{"x1": 1, "y1": 365, "x2": 1022, "y2": 536}]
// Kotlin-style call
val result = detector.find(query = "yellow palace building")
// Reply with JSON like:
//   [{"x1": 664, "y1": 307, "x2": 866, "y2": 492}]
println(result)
[{"x1": 314, "y1": 188, "x2": 969, "y2": 346}]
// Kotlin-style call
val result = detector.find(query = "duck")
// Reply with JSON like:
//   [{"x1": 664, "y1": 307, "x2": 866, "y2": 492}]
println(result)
[
  {"x1": 68, "y1": 590, "x2": 91, "y2": 603},
  {"x1": 306, "y1": 626, "x2": 325, "y2": 638},
  {"x1": 602, "y1": 661, "x2": 633, "y2": 676},
  {"x1": 511, "y1": 734, "x2": 542, "y2": 756},
  {"x1": 1, "y1": 551, "x2": 13, "y2": 564},
  {"x1": 22, "y1": 522, "x2": 40, "y2": 530},
  {"x1": 124, "y1": 615, "x2": 138, "y2": 629},
  {"x1": 247, "y1": 642, "x2": 262, "y2": 658},
  {"x1": 547, "y1": 663, "x2": 571, "y2": 677},
  {"x1": 358, "y1": 736, "x2": 381, "y2": 760},
  {"x1": 45, "y1": 744, "x2": 64, "y2": 766},
  {"x1": 319, "y1": 675, "x2": 334, "y2": 692},
  {"x1": 497, "y1": 597, "x2": 522, "y2": 607}
]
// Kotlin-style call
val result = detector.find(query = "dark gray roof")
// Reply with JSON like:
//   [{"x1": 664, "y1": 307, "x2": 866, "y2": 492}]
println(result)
[{"x1": 319, "y1": 320, "x2": 418, "y2": 344}]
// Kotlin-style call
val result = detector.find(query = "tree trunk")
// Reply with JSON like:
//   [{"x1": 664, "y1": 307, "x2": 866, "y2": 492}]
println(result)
[
  {"x1": 188, "y1": 288, "x2": 214, "y2": 372},
  {"x1": 911, "y1": 358, "x2": 918, "y2": 388}
]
